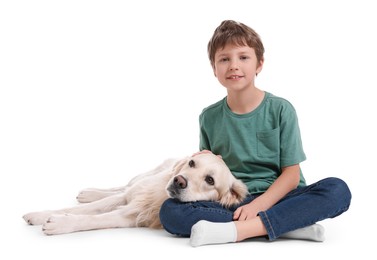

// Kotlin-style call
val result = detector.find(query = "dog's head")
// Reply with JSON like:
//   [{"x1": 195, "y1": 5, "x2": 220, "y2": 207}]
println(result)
[{"x1": 166, "y1": 153, "x2": 248, "y2": 207}]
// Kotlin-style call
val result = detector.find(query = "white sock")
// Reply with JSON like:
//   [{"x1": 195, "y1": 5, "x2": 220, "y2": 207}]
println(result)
[
  {"x1": 190, "y1": 220, "x2": 237, "y2": 247},
  {"x1": 280, "y1": 224, "x2": 325, "y2": 242}
]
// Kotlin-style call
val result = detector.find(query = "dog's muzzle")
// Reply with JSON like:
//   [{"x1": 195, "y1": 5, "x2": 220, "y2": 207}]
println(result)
[{"x1": 167, "y1": 175, "x2": 187, "y2": 198}]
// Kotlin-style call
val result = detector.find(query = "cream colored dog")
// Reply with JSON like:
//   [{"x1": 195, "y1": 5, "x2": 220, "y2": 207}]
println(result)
[{"x1": 23, "y1": 153, "x2": 248, "y2": 235}]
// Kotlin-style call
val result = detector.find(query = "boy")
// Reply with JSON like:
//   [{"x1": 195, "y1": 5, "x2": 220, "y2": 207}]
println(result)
[{"x1": 159, "y1": 20, "x2": 351, "y2": 247}]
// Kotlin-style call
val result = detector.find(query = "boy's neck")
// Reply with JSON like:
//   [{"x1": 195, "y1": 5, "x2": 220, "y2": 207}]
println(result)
[{"x1": 226, "y1": 87, "x2": 265, "y2": 115}]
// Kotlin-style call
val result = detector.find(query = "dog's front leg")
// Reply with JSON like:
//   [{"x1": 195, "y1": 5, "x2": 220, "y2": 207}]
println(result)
[
  {"x1": 23, "y1": 193, "x2": 127, "y2": 225},
  {"x1": 23, "y1": 210, "x2": 55, "y2": 226},
  {"x1": 42, "y1": 208, "x2": 134, "y2": 235}
]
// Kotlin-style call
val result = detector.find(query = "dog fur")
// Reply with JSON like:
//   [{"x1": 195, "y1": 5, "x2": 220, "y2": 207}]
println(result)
[{"x1": 23, "y1": 153, "x2": 248, "y2": 235}]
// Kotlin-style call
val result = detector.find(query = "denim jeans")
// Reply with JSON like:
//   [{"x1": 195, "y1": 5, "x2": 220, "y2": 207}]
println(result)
[{"x1": 159, "y1": 177, "x2": 351, "y2": 240}]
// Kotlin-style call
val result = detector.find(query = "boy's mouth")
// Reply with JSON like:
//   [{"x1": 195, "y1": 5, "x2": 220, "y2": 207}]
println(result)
[{"x1": 227, "y1": 75, "x2": 244, "y2": 79}]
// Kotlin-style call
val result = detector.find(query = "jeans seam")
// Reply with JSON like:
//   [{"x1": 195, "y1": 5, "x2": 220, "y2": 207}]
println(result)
[
  {"x1": 189, "y1": 204, "x2": 233, "y2": 217},
  {"x1": 260, "y1": 211, "x2": 276, "y2": 240}
]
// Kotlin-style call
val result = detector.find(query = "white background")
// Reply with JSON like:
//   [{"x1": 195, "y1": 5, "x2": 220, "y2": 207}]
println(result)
[{"x1": 1, "y1": 0, "x2": 376, "y2": 259}]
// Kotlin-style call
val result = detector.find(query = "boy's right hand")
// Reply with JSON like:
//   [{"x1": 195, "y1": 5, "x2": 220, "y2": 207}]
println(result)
[
  {"x1": 192, "y1": 150, "x2": 222, "y2": 159},
  {"x1": 192, "y1": 150, "x2": 213, "y2": 157}
]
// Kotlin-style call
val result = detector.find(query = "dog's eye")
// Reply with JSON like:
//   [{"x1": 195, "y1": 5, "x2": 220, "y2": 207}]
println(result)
[
  {"x1": 205, "y1": 175, "x2": 215, "y2": 185},
  {"x1": 189, "y1": 160, "x2": 195, "y2": 168}
]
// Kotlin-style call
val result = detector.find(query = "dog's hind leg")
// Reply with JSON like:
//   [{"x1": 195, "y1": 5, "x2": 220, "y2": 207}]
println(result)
[
  {"x1": 42, "y1": 207, "x2": 137, "y2": 235},
  {"x1": 76, "y1": 186, "x2": 126, "y2": 203},
  {"x1": 77, "y1": 159, "x2": 177, "y2": 203},
  {"x1": 23, "y1": 193, "x2": 127, "y2": 226}
]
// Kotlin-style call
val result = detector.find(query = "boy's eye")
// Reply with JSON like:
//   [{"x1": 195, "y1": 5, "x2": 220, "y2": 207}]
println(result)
[
  {"x1": 220, "y1": 58, "x2": 229, "y2": 62},
  {"x1": 240, "y1": 56, "x2": 249, "y2": 60}
]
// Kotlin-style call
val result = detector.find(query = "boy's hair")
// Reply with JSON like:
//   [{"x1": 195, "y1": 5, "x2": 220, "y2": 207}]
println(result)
[{"x1": 208, "y1": 20, "x2": 265, "y2": 67}]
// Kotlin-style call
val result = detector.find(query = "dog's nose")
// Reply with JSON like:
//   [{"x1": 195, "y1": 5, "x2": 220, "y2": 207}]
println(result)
[{"x1": 173, "y1": 175, "x2": 187, "y2": 189}]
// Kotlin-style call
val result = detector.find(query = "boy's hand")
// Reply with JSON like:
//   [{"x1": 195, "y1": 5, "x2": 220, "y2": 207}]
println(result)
[
  {"x1": 192, "y1": 150, "x2": 213, "y2": 157},
  {"x1": 233, "y1": 202, "x2": 260, "y2": 221},
  {"x1": 192, "y1": 150, "x2": 222, "y2": 159}
]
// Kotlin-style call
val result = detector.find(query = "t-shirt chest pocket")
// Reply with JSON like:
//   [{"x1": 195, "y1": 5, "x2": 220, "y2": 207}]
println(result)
[{"x1": 256, "y1": 128, "x2": 280, "y2": 158}]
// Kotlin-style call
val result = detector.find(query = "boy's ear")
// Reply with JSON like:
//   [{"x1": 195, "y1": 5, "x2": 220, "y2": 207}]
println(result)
[
  {"x1": 256, "y1": 59, "x2": 264, "y2": 75},
  {"x1": 212, "y1": 64, "x2": 217, "y2": 77}
]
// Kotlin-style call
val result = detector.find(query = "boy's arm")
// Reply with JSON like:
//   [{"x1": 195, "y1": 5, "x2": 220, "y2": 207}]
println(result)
[{"x1": 233, "y1": 164, "x2": 301, "y2": 220}]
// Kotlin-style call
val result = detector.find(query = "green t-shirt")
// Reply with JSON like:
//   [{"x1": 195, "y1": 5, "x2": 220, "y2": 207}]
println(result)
[{"x1": 199, "y1": 92, "x2": 307, "y2": 194}]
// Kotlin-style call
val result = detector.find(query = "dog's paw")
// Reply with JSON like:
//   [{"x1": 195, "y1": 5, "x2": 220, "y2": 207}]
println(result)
[
  {"x1": 76, "y1": 189, "x2": 108, "y2": 203},
  {"x1": 42, "y1": 214, "x2": 78, "y2": 235},
  {"x1": 23, "y1": 211, "x2": 53, "y2": 225}
]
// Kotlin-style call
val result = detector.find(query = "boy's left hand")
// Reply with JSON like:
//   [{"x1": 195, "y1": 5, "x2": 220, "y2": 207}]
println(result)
[{"x1": 233, "y1": 202, "x2": 261, "y2": 221}]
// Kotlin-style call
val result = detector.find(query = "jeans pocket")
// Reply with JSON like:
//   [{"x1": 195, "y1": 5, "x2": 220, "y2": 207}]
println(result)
[{"x1": 257, "y1": 128, "x2": 280, "y2": 158}]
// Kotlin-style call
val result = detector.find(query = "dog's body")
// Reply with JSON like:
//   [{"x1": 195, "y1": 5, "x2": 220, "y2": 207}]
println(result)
[{"x1": 23, "y1": 153, "x2": 248, "y2": 235}]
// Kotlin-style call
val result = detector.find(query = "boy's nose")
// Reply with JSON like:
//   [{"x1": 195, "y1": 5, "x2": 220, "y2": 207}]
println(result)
[{"x1": 229, "y1": 61, "x2": 239, "y2": 70}]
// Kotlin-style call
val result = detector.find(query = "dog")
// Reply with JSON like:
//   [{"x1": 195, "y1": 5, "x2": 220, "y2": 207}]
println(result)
[{"x1": 23, "y1": 153, "x2": 248, "y2": 235}]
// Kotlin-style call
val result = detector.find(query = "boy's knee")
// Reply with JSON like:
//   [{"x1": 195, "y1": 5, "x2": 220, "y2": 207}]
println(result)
[
  {"x1": 159, "y1": 199, "x2": 175, "y2": 228},
  {"x1": 159, "y1": 199, "x2": 190, "y2": 237},
  {"x1": 322, "y1": 177, "x2": 352, "y2": 210},
  {"x1": 327, "y1": 177, "x2": 351, "y2": 197}
]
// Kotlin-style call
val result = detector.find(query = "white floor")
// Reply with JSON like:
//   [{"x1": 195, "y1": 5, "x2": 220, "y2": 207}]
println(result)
[{"x1": 7, "y1": 214, "x2": 371, "y2": 260}]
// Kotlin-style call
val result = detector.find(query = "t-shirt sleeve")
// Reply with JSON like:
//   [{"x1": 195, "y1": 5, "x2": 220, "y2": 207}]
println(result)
[{"x1": 279, "y1": 103, "x2": 306, "y2": 167}]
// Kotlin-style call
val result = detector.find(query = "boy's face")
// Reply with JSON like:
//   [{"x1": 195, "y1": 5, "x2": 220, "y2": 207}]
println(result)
[{"x1": 213, "y1": 44, "x2": 263, "y2": 92}]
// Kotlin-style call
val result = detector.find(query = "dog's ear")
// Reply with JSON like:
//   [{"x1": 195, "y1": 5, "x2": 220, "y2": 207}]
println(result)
[
  {"x1": 172, "y1": 157, "x2": 188, "y2": 176},
  {"x1": 219, "y1": 179, "x2": 248, "y2": 208}
]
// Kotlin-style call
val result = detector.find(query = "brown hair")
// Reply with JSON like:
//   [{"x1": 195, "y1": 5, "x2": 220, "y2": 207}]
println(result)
[{"x1": 207, "y1": 20, "x2": 265, "y2": 67}]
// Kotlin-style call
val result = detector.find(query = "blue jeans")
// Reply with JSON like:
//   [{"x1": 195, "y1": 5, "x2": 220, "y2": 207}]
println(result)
[{"x1": 159, "y1": 177, "x2": 351, "y2": 240}]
